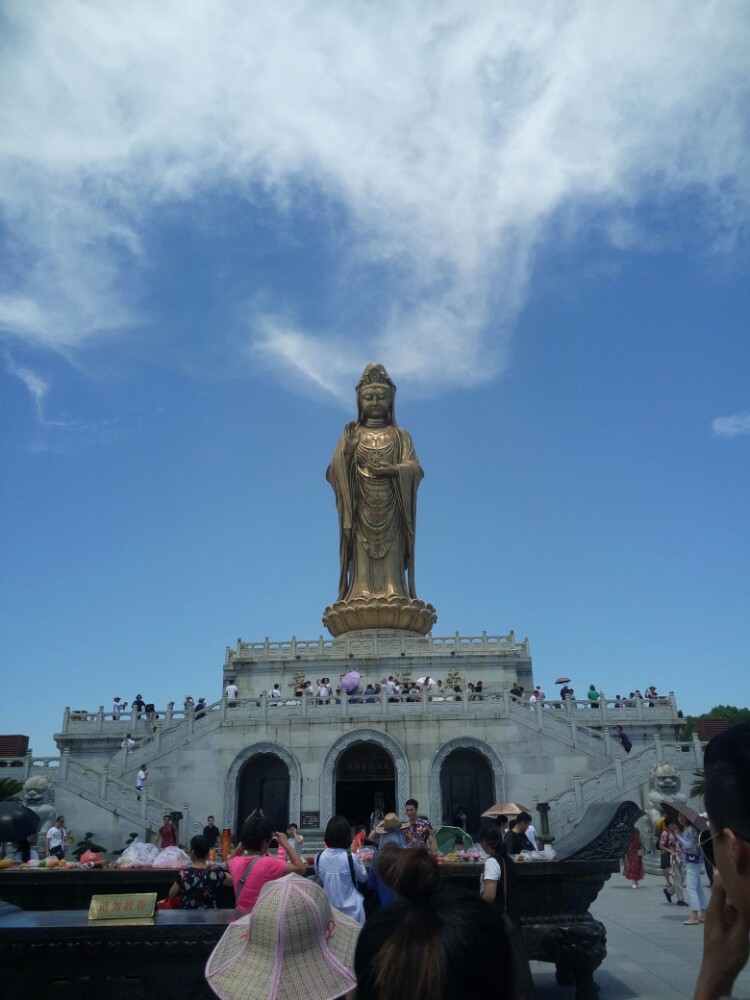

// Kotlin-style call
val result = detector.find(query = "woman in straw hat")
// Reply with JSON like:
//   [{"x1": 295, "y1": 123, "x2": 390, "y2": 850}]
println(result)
[{"x1": 206, "y1": 874, "x2": 361, "y2": 1000}]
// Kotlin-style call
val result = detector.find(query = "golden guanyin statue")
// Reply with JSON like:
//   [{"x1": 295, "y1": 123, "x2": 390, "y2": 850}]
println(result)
[{"x1": 323, "y1": 363, "x2": 437, "y2": 636}]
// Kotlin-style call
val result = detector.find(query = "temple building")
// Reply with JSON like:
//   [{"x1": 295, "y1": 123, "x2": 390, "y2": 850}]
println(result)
[{"x1": 12, "y1": 364, "x2": 699, "y2": 852}]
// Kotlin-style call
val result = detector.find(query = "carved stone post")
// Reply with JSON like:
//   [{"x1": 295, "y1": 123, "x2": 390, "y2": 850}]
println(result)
[{"x1": 537, "y1": 801, "x2": 551, "y2": 842}]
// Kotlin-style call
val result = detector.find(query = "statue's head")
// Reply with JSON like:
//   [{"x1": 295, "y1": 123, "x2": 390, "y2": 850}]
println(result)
[
  {"x1": 23, "y1": 774, "x2": 55, "y2": 803},
  {"x1": 356, "y1": 363, "x2": 396, "y2": 424},
  {"x1": 649, "y1": 762, "x2": 681, "y2": 794}
]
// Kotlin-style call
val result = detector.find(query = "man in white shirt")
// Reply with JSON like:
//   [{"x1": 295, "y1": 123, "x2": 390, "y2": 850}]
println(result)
[
  {"x1": 268, "y1": 684, "x2": 281, "y2": 705},
  {"x1": 45, "y1": 816, "x2": 66, "y2": 859},
  {"x1": 121, "y1": 734, "x2": 136, "y2": 755},
  {"x1": 225, "y1": 681, "x2": 238, "y2": 705}
]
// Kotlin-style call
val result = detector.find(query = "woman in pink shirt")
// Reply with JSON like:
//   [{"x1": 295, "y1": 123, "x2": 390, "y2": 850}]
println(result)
[{"x1": 228, "y1": 814, "x2": 306, "y2": 911}]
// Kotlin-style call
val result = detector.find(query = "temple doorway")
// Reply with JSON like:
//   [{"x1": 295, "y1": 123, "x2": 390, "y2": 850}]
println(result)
[
  {"x1": 439, "y1": 748, "x2": 493, "y2": 838},
  {"x1": 335, "y1": 741, "x2": 396, "y2": 830},
  {"x1": 237, "y1": 752, "x2": 290, "y2": 835}
]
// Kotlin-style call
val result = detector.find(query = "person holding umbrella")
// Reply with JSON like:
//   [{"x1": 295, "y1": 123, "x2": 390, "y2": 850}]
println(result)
[
  {"x1": 0, "y1": 801, "x2": 42, "y2": 859},
  {"x1": 665, "y1": 803, "x2": 708, "y2": 925},
  {"x1": 339, "y1": 670, "x2": 362, "y2": 697}
]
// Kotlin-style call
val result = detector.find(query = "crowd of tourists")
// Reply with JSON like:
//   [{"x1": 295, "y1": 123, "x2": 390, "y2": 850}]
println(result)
[
  {"x1": 156, "y1": 722, "x2": 750, "y2": 1000},
  {"x1": 190, "y1": 799, "x2": 533, "y2": 1000}
]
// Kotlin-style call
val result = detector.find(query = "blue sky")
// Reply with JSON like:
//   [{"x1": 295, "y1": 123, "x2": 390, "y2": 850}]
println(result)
[{"x1": 2, "y1": 1, "x2": 749, "y2": 758}]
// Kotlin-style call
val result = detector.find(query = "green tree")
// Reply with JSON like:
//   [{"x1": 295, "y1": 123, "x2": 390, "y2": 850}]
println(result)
[
  {"x1": 680, "y1": 705, "x2": 750, "y2": 741},
  {"x1": 0, "y1": 776, "x2": 24, "y2": 800}
]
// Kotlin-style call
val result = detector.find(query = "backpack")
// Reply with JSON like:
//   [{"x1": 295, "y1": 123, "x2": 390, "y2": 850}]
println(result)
[{"x1": 311, "y1": 850, "x2": 360, "y2": 892}]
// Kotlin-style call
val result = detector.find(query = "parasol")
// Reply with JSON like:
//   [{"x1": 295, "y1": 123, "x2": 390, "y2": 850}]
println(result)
[
  {"x1": 339, "y1": 670, "x2": 362, "y2": 694},
  {"x1": 435, "y1": 825, "x2": 474, "y2": 854},
  {"x1": 660, "y1": 801, "x2": 708, "y2": 832},
  {"x1": 555, "y1": 677, "x2": 572, "y2": 684},
  {"x1": 481, "y1": 802, "x2": 532, "y2": 819},
  {"x1": 0, "y1": 801, "x2": 42, "y2": 842},
  {"x1": 416, "y1": 677, "x2": 434, "y2": 685}
]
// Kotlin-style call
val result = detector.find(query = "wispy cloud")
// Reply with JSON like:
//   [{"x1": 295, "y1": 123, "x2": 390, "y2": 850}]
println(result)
[
  {"x1": 2, "y1": 350, "x2": 51, "y2": 422},
  {"x1": 1, "y1": 1, "x2": 749, "y2": 397},
  {"x1": 712, "y1": 412, "x2": 750, "y2": 438}
]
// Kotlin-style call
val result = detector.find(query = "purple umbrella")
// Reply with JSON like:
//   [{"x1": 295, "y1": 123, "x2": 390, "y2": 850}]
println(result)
[{"x1": 339, "y1": 671, "x2": 362, "y2": 694}]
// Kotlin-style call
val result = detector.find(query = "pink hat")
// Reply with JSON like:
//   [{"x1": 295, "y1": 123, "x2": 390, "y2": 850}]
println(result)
[{"x1": 206, "y1": 874, "x2": 360, "y2": 1000}]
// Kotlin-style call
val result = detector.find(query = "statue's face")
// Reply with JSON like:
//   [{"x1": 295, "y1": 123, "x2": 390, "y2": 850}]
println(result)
[{"x1": 359, "y1": 384, "x2": 392, "y2": 422}]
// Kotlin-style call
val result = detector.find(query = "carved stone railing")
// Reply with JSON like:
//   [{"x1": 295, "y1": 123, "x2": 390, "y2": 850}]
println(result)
[
  {"x1": 60, "y1": 756, "x2": 193, "y2": 839},
  {"x1": 226, "y1": 630, "x2": 530, "y2": 662},
  {"x1": 546, "y1": 739, "x2": 705, "y2": 839}
]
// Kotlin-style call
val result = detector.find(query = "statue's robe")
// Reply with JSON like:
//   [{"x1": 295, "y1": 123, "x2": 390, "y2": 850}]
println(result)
[{"x1": 327, "y1": 424, "x2": 423, "y2": 603}]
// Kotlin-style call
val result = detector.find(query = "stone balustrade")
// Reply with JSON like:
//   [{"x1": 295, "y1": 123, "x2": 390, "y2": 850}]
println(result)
[{"x1": 225, "y1": 629, "x2": 530, "y2": 662}]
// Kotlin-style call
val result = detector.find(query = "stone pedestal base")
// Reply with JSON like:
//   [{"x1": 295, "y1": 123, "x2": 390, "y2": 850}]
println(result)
[{"x1": 323, "y1": 596, "x2": 437, "y2": 636}]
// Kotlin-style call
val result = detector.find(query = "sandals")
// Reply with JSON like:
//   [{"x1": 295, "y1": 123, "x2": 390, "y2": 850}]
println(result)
[{"x1": 683, "y1": 918, "x2": 701, "y2": 925}]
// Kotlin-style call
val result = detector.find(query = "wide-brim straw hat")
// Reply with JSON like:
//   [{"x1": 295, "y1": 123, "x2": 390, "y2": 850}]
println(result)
[
  {"x1": 372, "y1": 812, "x2": 410, "y2": 835},
  {"x1": 206, "y1": 874, "x2": 360, "y2": 1000}
]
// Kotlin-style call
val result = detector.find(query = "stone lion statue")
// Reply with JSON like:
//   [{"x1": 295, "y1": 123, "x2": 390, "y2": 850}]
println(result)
[
  {"x1": 22, "y1": 774, "x2": 57, "y2": 847},
  {"x1": 645, "y1": 762, "x2": 688, "y2": 850}
]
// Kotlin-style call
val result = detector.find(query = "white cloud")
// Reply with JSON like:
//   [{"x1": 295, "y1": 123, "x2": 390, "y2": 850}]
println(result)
[
  {"x1": 712, "y1": 413, "x2": 750, "y2": 438},
  {"x1": 2, "y1": 350, "x2": 50, "y2": 422},
  {"x1": 1, "y1": 0, "x2": 749, "y2": 396}
]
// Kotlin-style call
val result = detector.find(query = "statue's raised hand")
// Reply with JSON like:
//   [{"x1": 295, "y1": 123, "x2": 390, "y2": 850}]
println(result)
[{"x1": 343, "y1": 421, "x2": 360, "y2": 455}]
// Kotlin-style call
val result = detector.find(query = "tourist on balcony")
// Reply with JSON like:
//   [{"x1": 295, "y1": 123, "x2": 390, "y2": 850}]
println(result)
[
  {"x1": 132, "y1": 694, "x2": 145, "y2": 719},
  {"x1": 268, "y1": 683, "x2": 281, "y2": 705},
  {"x1": 224, "y1": 680, "x2": 238, "y2": 705},
  {"x1": 195, "y1": 697, "x2": 207, "y2": 719},
  {"x1": 315, "y1": 815, "x2": 368, "y2": 923},
  {"x1": 586, "y1": 684, "x2": 600, "y2": 707},
  {"x1": 112, "y1": 696, "x2": 126, "y2": 718}
]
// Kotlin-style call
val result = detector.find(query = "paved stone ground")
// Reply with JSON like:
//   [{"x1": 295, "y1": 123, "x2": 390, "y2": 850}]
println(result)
[{"x1": 529, "y1": 870, "x2": 750, "y2": 999}]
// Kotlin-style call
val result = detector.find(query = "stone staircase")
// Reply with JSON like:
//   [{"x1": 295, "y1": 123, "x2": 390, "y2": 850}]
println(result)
[
  {"x1": 544, "y1": 739, "x2": 704, "y2": 840},
  {"x1": 27, "y1": 755, "x2": 199, "y2": 842}
]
